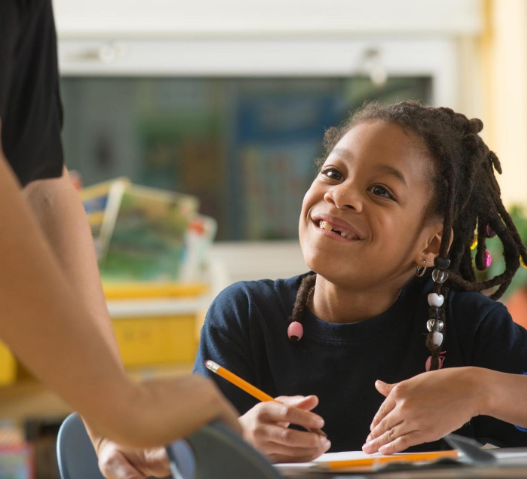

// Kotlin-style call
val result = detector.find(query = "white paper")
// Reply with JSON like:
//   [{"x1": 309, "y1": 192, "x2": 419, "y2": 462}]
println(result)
[
  {"x1": 275, "y1": 448, "x2": 527, "y2": 473},
  {"x1": 493, "y1": 449, "x2": 527, "y2": 464},
  {"x1": 275, "y1": 450, "x2": 383, "y2": 471}
]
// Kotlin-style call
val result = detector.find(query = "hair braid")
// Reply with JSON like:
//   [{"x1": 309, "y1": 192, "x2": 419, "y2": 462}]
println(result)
[{"x1": 288, "y1": 272, "x2": 316, "y2": 329}]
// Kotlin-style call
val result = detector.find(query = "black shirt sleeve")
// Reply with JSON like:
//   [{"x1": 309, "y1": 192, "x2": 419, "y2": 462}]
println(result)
[
  {"x1": 0, "y1": 0, "x2": 64, "y2": 186},
  {"x1": 471, "y1": 303, "x2": 527, "y2": 447}
]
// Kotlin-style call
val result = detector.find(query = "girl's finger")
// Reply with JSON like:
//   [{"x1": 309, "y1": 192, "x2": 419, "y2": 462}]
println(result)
[
  {"x1": 276, "y1": 395, "x2": 319, "y2": 411},
  {"x1": 363, "y1": 420, "x2": 415, "y2": 454},
  {"x1": 265, "y1": 424, "x2": 330, "y2": 449},
  {"x1": 259, "y1": 402, "x2": 325, "y2": 431},
  {"x1": 265, "y1": 441, "x2": 329, "y2": 458},
  {"x1": 378, "y1": 431, "x2": 424, "y2": 455},
  {"x1": 370, "y1": 396, "x2": 396, "y2": 431},
  {"x1": 368, "y1": 408, "x2": 403, "y2": 442},
  {"x1": 266, "y1": 438, "x2": 331, "y2": 463},
  {"x1": 375, "y1": 380, "x2": 397, "y2": 397}
]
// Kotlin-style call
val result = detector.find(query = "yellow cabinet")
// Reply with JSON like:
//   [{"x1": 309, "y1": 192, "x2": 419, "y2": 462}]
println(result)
[
  {"x1": 0, "y1": 340, "x2": 16, "y2": 386},
  {"x1": 0, "y1": 283, "x2": 208, "y2": 385},
  {"x1": 113, "y1": 315, "x2": 198, "y2": 367}
]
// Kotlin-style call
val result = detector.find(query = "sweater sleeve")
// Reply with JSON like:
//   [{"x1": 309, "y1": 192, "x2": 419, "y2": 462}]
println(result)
[{"x1": 471, "y1": 303, "x2": 527, "y2": 446}]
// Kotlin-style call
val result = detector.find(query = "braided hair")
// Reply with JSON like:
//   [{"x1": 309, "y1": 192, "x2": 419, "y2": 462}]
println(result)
[{"x1": 289, "y1": 101, "x2": 527, "y2": 370}]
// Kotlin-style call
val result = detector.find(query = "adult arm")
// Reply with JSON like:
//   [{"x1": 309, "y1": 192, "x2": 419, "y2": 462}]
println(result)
[
  {"x1": 0, "y1": 150, "x2": 240, "y2": 448},
  {"x1": 23, "y1": 167, "x2": 121, "y2": 362}
]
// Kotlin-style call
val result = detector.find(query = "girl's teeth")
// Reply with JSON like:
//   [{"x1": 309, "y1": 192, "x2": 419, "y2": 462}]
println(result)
[
  {"x1": 320, "y1": 221, "x2": 332, "y2": 232},
  {"x1": 319, "y1": 220, "x2": 353, "y2": 239}
]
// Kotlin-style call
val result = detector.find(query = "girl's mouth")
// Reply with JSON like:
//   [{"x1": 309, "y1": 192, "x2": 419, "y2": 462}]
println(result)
[{"x1": 314, "y1": 219, "x2": 361, "y2": 241}]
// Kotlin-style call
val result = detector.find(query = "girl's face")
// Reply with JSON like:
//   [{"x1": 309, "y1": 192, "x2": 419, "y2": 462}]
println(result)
[{"x1": 299, "y1": 120, "x2": 443, "y2": 291}]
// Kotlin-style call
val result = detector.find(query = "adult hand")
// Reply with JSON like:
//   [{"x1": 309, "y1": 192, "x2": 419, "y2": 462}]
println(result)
[
  {"x1": 239, "y1": 395, "x2": 331, "y2": 463},
  {"x1": 88, "y1": 375, "x2": 241, "y2": 477},
  {"x1": 86, "y1": 375, "x2": 241, "y2": 449},
  {"x1": 95, "y1": 442, "x2": 169, "y2": 479},
  {"x1": 362, "y1": 367, "x2": 485, "y2": 454}
]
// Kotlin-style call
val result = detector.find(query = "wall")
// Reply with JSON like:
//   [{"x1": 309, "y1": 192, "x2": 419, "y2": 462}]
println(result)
[
  {"x1": 50, "y1": 0, "x2": 498, "y2": 280},
  {"x1": 52, "y1": 0, "x2": 482, "y2": 38},
  {"x1": 483, "y1": 0, "x2": 527, "y2": 207}
]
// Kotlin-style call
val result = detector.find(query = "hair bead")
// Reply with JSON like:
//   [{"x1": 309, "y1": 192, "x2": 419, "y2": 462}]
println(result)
[
  {"x1": 431, "y1": 331, "x2": 444, "y2": 348},
  {"x1": 287, "y1": 321, "x2": 304, "y2": 342},
  {"x1": 427, "y1": 319, "x2": 444, "y2": 332},
  {"x1": 434, "y1": 256, "x2": 451, "y2": 270},
  {"x1": 485, "y1": 250, "x2": 492, "y2": 269},
  {"x1": 427, "y1": 293, "x2": 444, "y2": 307},
  {"x1": 286, "y1": 272, "x2": 316, "y2": 343},
  {"x1": 476, "y1": 249, "x2": 492, "y2": 271},
  {"x1": 426, "y1": 355, "x2": 445, "y2": 371},
  {"x1": 431, "y1": 269, "x2": 449, "y2": 283}
]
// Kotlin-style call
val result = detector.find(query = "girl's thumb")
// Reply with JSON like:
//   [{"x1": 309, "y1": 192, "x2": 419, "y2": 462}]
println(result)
[{"x1": 375, "y1": 380, "x2": 396, "y2": 397}]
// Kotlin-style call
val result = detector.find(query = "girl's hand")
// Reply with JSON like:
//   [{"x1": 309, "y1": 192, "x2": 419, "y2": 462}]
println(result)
[
  {"x1": 362, "y1": 367, "x2": 485, "y2": 455},
  {"x1": 239, "y1": 395, "x2": 331, "y2": 463}
]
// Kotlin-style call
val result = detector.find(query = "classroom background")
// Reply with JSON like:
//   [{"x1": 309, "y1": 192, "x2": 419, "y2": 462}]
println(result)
[{"x1": 2, "y1": 1, "x2": 527, "y2": 477}]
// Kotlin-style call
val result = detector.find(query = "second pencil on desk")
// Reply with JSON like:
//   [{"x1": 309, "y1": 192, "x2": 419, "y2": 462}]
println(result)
[{"x1": 205, "y1": 360, "x2": 327, "y2": 437}]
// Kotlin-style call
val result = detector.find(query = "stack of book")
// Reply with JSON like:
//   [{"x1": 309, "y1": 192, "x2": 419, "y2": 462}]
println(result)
[{"x1": 79, "y1": 178, "x2": 216, "y2": 283}]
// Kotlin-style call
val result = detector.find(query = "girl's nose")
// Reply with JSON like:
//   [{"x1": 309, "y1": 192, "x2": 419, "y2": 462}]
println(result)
[{"x1": 323, "y1": 186, "x2": 362, "y2": 212}]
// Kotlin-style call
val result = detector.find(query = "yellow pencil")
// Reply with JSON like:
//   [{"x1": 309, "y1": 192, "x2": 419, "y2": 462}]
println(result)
[
  {"x1": 205, "y1": 360, "x2": 326, "y2": 437},
  {"x1": 318, "y1": 450, "x2": 458, "y2": 471}
]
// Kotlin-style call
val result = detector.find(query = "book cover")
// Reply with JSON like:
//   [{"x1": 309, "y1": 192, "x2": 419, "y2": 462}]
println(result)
[
  {"x1": 99, "y1": 183, "x2": 199, "y2": 282},
  {"x1": 79, "y1": 177, "x2": 131, "y2": 260}
]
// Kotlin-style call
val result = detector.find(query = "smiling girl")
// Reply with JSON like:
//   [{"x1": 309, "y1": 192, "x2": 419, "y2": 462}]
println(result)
[{"x1": 194, "y1": 101, "x2": 527, "y2": 462}]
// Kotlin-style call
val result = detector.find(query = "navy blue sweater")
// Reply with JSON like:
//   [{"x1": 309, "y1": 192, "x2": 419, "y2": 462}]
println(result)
[{"x1": 194, "y1": 274, "x2": 527, "y2": 452}]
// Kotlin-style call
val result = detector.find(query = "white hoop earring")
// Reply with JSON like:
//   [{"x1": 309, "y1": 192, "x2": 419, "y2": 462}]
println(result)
[{"x1": 416, "y1": 258, "x2": 428, "y2": 277}]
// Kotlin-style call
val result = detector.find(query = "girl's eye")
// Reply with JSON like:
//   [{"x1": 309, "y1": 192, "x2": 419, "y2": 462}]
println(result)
[
  {"x1": 370, "y1": 185, "x2": 395, "y2": 200},
  {"x1": 321, "y1": 168, "x2": 343, "y2": 181}
]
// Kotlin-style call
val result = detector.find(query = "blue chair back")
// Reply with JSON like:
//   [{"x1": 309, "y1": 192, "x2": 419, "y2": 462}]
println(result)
[
  {"x1": 166, "y1": 421, "x2": 283, "y2": 479},
  {"x1": 57, "y1": 414, "x2": 283, "y2": 479},
  {"x1": 56, "y1": 413, "x2": 105, "y2": 479}
]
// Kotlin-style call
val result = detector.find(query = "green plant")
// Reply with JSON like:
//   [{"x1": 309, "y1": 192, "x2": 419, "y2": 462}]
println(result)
[{"x1": 483, "y1": 204, "x2": 527, "y2": 299}]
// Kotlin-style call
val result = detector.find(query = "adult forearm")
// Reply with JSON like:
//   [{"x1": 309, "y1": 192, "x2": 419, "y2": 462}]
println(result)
[
  {"x1": 19, "y1": 170, "x2": 240, "y2": 446},
  {"x1": 23, "y1": 168, "x2": 121, "y2": 364},
  {"x1": 478, "y1": 368, "x2": 527, "y2": 428},
  {"x1": 0, "y1": 157, "x2": 133, "y2": 434}
]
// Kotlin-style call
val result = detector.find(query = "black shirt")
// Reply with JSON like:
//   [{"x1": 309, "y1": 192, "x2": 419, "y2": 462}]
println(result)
[
  {"x1": 194, "y1": 274, "x2": 527, "y2": 452},
  {"x1": 0, "y1": 0, "x2": 63, "y2": 186}
]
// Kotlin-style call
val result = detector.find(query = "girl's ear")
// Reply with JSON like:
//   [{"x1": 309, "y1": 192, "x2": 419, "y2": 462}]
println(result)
[{"x1": 415, "y1": 225, "x2": 454, "y2": 269}]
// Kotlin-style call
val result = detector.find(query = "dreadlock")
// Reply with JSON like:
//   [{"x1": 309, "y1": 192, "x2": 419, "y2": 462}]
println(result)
[{"x1": 288, "y1": 101, "x2": 527, "y2": 370}]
